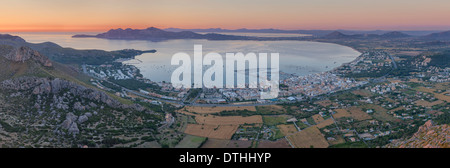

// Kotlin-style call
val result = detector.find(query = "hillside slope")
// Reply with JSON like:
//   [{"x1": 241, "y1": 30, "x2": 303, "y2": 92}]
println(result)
[
  {"x1": 385, "y1": 120, "x2": 449, "y2": 148},
  {"x1": 0, "y1": 45, "x2": 163, "y2": 148}
]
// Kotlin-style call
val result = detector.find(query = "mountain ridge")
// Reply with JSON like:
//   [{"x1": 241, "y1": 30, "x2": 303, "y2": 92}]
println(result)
[
  {"x1": 74, "y1": 27, "x2": 450, "y2": 41},
  {"x1": 73, "y1": 27, "x2": 253, "y2": 41},
  {"x1": 323, "y1": 31, "x2": 411, "y2": 39},
  {"x1": 3, "y1": 46, "x2": 53, "y2": 67},
  {"x1": 423, "y1": 30, "x2": 450, "y2": 40},
  {"x1": 164, "y1": 27, "x2": 442, "y2": 36}
]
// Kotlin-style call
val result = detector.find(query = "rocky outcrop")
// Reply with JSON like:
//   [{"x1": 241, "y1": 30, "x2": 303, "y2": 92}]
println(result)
[
  {"x1": 61, "y1": 113, "x2": 79, "y2": 134},
  {"x1": 1, "y1": 76, "x2": 148, "y2": 112},
  {"x1": 85, "y1": 112, "x2": 92, "y2": 117},
  {"x1": 68, "y1": 122, "x2": 79, "y2": 134},
  {"x1": 3, "y1": 46, "x2": 52, "y2": 67},
  {"x1": 1, "y1": 76, "x2": 155, "y2": 139},
  {"x1": 77, "y1": 114, "x2": 89, "y2": 124},
  {"x1": 74, "y1": 102, "x2": 86, "y2": 111},
  {"x1": 386, "y1": 120, "x2": 449, "y2": 148},
  {"x1": 1, "y1": 77, "x2": 121, "y2": 108}
]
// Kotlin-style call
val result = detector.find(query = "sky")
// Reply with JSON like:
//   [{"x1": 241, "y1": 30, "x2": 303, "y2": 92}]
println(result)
[{"x1": 1, "y1": 0, "x2": 450, "y2": 32}]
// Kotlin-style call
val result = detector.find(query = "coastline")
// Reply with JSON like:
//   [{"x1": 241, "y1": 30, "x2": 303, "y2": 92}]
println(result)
[
  {"x1": 5, "y1": 32, "x2": 365, "y2": 107},
  {"x1": 117, "y1": 39, "x2": 363, "y2": 82},
  {"x1": 125, "y1": 40, "x2": 361, "y2": 82},
  {"x1": 110, "y1": 40, "x2": 366, "y2": 107}
]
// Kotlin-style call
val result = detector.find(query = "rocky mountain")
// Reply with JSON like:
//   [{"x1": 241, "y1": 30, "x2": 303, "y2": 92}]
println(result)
[
  {"x1": 0, "y1": 76, "x2": 161, "y2": 147},
  {"x1": 3, "y1": 46, "x2": 52, "y2": 67},
  {"x1": 1, "y1": 77, "x2": 122, "y2": 108},
  {"x1": 0, "y1": 43, "x2": 163, "y2": 148},
  {"x1": 0, "y1": 45, "x2": 57, "y2": 82},
  {"x1": 385, "y1": 120, "x2": 449, "y2": 148}
]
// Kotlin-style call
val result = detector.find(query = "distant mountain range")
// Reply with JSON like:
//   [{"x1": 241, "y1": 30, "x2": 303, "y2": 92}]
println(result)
[
  {"x1": 73, "y1": 27, "x2": 450, "y2": 41},
  {"x1": 322, "y1": 30, "x2": 450, "y2": 41},
  {"x1": 73, "y1": 27, "x2": 258, "y2": 41},
  {"x1": 422, "y1": 30, "x2": 450, "y2": 40},
  {"x1": 164, "y1": 28, "x2": 441, "y2": 36},
  {"x1": 323, "y1": 31, "x2": 411, "y2": 39}
]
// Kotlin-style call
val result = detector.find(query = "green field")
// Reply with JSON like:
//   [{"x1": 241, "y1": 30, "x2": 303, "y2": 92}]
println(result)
[
  {"x1": 256, "y1": 105, "x2": 287, "y2": 115},
  {"x1": 329, "y1": 141, "x2": 369, "y2": 148},
  {"x1": 272, "y1": 128, "x2": 285, "y2": 140},
  {"x1": 263, "y1": 116, "x2": 287, "y2": 126},
  {"x1": 174, "y1": 135, "x2": 207, "y2": 148},
  {"x1": 295, "y1": 121, "x2": 309, "y2": 129},
  {"x1": 362, "y1": 104, "x2": 396, "y2": 122},
  {"x1": 176, "y1": 115, "x2": 197, "y2": 132}
]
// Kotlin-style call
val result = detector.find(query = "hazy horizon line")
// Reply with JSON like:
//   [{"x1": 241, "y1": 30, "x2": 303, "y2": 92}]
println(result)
[{"x1": 1, "y1": 26, "x2": 449, "y2": 33}]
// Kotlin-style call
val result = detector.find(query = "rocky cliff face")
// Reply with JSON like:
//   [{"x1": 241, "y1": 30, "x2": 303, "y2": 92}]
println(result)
[
  {"x1": 1, "y1": 77, "x2": 148, "y2": 112},
  {"x1": 386, "y1": 120, "x2": 449, "y2": 148},
  {"x1": 3, "y1": 46, "x2": 52, "y2": 67},
  {"x1": 1, "y1": 77, "x2": 121, "y2": 108}
]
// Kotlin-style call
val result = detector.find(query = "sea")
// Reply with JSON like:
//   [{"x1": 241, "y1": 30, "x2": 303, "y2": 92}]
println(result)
[{"x1": 6, "y1": 32, "x2": 361, "y2": 82}]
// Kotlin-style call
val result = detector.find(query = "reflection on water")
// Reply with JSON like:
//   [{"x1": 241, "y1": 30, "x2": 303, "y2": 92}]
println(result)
[{"x1": 8, "y1": 32, "x2": 361, "y2": 82}]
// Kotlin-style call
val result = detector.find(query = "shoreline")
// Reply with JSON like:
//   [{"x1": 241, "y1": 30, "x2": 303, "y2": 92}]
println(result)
[
  {"x1": 122, "y1": 41, "x2": 361, "y2": 83},
  {"x1": 8, "y1": 33, "x2": 366, "y2": 107},
  {"x1": 111, "y1": 41, "x2": 366, "y2": 107}
]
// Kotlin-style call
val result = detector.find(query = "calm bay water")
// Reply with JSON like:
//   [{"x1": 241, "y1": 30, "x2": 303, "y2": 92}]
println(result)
[{"x1": 8, "y1": 32, "x2": 360, "y2": 82}]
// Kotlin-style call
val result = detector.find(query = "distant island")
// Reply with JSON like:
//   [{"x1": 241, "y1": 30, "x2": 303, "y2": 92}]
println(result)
[
  {"x1": 73, "y1": 27, "x2": 251, "y2": 41},
  {"x1": 72, "y1": 27, "x2": 311, "y2": 41}
]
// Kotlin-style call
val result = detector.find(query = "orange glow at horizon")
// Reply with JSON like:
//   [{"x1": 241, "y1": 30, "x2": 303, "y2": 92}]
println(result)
[{"x1": 1, "y1": 0, "x2": 450, "y2": 32}]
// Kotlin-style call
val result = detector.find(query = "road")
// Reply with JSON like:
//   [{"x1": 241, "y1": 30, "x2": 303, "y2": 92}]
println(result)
[
  {"x1": 387, "y1": 53, "x2": 398, "y2": 69},
  {"x1": 292, "y1": 121, "x2": 301, "y2": 132},
  {"x1": 82, "y1": 64, "x2": 88, "y2": 74},
  {"x1": 330, "y1": 115, "x2": 341, "y2": 131}
]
